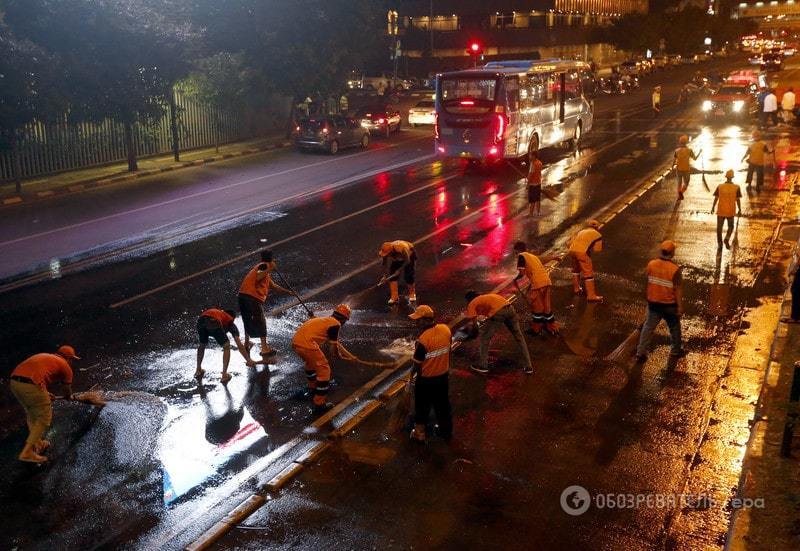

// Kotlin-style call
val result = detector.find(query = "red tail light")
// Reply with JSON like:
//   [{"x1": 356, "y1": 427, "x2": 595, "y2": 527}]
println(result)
[
  {"x1": 434, "y1": 112, "x2": 440, "y2": 140},
  {"x1": 460, "y1": 99, "x2": 475, "y2": 106},
  {"x1": 494, "y1": 113, "x2": 507, "y2": 144},
  {"x1": 377, "y1": 118, "x2": 386, "y2": 124}
]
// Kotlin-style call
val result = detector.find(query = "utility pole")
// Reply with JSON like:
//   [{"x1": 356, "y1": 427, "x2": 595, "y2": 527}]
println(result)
[{"x1": 429, "y1": 0, "x2": 434, "y2": 55}]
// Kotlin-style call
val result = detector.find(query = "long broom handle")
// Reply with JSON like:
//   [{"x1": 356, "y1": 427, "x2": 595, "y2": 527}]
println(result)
[{"x1": 273, "y1": 267, "x2": 314, "y2": 317}]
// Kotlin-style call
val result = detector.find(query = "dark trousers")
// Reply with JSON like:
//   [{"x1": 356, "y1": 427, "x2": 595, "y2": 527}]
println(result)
[
  {"x1": 760, "y1": 111, "x2": 779, "y2": 127},
  {"x1": 636, "y1": 303, "x2": 682, "y2": 355},
  {"x1": 745, "y1": 163, "x2": 764, "y2": 189},
  {"x1": 792, "y1": 271, "x2": 800, "y2": 320},
  {"x1": 716, "y1": 216, "x2": 734, "y2": 245},
  {"x1": 414, "y1": 373, "x2": 452, "y2": 439}
]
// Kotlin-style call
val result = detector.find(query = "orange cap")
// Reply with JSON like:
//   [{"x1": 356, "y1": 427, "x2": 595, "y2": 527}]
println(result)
[
  {"x1": 408, "y1": 305, "x2": 434, "y2": 320},
  {"x1": 57, "y1": 345, "x2": 80, "y2": 360},
  {"x1": 378, "y1": 242, "x2": 393, "y2": 257},
  {"x1": 660, "y1": 240, "x2": 676, "y2": 255},
  {"x1": 679, "y1": 135, "x2": 689, "y2": 144},
  {"x1": 334, "y1": 304, "x2": 351, "y2": 319},
  {"x1": 588, "y1": 219, "x2": 600, "y2": 229}
]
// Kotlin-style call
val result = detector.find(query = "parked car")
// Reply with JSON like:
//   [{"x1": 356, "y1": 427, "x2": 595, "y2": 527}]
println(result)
[
  {"x1": 355, "y1": 105, "x2": 402, "y2": 136},
  {"x1": 619, "y1": 61, "x2": 642, "y2": 76},
  {"x1": 702, "y1": 84, "x2": 756, "y2": 121},
  {"x1": 295, "y1": 115, "x2": 370, "y2": 154},
  {"x1": 667, "y1": 54, "x2": 682, "y2": 66},
  {"x1": 408, "y1": 100, "x2": 436, "y2": 127}
]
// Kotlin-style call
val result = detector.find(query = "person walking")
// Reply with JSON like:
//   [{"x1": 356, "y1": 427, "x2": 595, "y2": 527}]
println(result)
[
  {"x1": 652, "y1": 86, "x2": 662, "y2": 118},
  {"x1": 635, "y1": 241, "x2": 686, "y2": 362},
  {"x1": 673, "y1": 135, "x2": 699, "y2": 200},
  {"x1": 237, "y1": 250, "x2": 296, "y2": 358},
  {"x1": 464, "y1": 291, "x2": 533, "y2": 375},
  {"x1": 408, "y1": 305, "x2": 452, "y2": 443},
  {"x1": 781, "y1": 252, "x2": 800, "y2": 324},
  {"x1": 527, "y1": 151, "x2": 543, "y2": 216},
  {"x1": 195, "y1": 308, "x2": 256, "y2": 384},
  {"x1": 762, "y1": 88, "x2": 779, "y2": 128},
  {"x1": 710, "y1": 169, "x2": 742, "y2": 250},
  {"x1": 291, "y1": 304, "x2": 352, "y2": 415},
  {"x1": 513, "y1": 241, "x2": 561, "y2": 335},
  {"x1": 742, "y1": 130, "x2": 772, "y2": 191},
  {"x1": 568, "y1": 219, "x2": 604, "y2": 302},
  {"x1": 378, "y1": 240, "x2": 417, "y2": 304},
  {"x1": 9, "y1": 345, "x2": 79, "y2": 463},
  {"x1": 781, "y1": 87, "x2": 796, "y2": 124}
]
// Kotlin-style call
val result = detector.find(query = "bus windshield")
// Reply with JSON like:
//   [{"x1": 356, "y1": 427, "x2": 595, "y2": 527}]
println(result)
[{"x1": 440, "y1": 77, "x2": 498, "y2": 102}]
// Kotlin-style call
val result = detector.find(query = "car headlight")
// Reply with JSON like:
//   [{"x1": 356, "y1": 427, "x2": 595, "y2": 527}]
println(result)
[
  {"x1": 732, "y1": 100, "x2": 744, "y2": 112},
  {"x1": 702, "y1": 100, "x2": 713, "y2": 111}
]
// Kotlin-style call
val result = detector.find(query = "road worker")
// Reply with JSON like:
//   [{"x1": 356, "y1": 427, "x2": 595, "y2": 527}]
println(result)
[
  {"x1": 652, "y1": 86, "x2": 661, "y2": 118},
  {"x1": 9, "y1": 345, "x2": 79, "y2": 463},
  {"x1": 408, "y1": 305, "x2": 452, "y2": 443},
  {"x1": 195, "y1": 308, "x2": 256, "y2": 384},
  {"x1": 673, "y1": 135, "x2": 700, "y2": 200},
  {"x1": 635, "y1": 240, "x2": 686, "y2": 362},
  {"x1": 710, "y1": 169, "x2": 742, "y2": 250},
  {"x1": 527, "y1": 151, "x2": 543, "y2": 216},
  {"x1": 237, "y1": 250, "x2": 296, "y2": 357},
  {"x1": 291, "y1": 304, "x2": 352, "y2": 415},
  {"x1": 464, "y1": 291, "x2": 533, "y2": 375},
  {"x1": 378, "y1": 240, "x2": 417, "y2": 305},
  {"x1": 513, "y1": 241, "x2": 561, "y2": 335},
  {"x1": 742, "y1": 130, "x2": 772, "y2": 191},
  {"x1": 568, "y1": 220, "x2": 604, "y2": 302}
]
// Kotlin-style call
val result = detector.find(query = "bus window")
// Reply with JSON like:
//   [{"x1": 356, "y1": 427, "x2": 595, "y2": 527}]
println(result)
[
  {"x1": 565, "y1": 71, "x2": 581, "y2": 100},
  {"x1": 505, "y1": 77, "x2": 519, "y2": 112},
  {"x1": 440, "y1": 77, "x2": 497, "y2": 101},
  {"x1": 545, "y1": 74, "x2": 556, "y2": 101}
]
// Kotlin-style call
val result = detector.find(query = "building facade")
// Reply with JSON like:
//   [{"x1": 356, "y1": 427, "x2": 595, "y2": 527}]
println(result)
[{"x1": 733, "y1": 0, "x2": 800, "y2": 31}]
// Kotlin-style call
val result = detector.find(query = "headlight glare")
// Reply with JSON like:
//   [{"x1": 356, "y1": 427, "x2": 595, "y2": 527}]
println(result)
[
  {"x1": 702, "y1": 100, "x2": 713, "y2": 112},
  {"x1": 732, "y1": 100, "x2": 744, "y2": 112}
]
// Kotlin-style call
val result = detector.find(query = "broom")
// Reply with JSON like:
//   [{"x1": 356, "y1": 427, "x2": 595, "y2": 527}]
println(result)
[
  {"x1": 604, "y1": 323, "x2": 643, "y2": 362},
  {"x1": 505, "y1": 159, "x2": 559, "y2": 202},
  {"x1": 700, "y1": 149, "x2": 709, "y2": 191},
  {"x1": 385, "y1": 371, "x2": 414, "y2": 434}
]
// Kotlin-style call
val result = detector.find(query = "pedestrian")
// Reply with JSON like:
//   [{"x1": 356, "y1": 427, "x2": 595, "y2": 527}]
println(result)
[
  {"x1": 762, "y1": 88, "x2": 779, "y2": 128},
  {"x1": 378, "y1": 240, "x2": 417, "y2": 304},
  {"x1": 291, "y1": 304, "x2": 352, "y2": 415},
  {"x1": 9, "y1": 345, "x2": 79, "y2": 463},
  {"x1": 652, "y1": 85, "x2": 661, "y2": 118},
  {"x1": 742, "y1": 130, "x2": 772, "y2": 190},
  {"x1": 195, "y1": 308, "x2": 256, "y2": 384},
  {"x1": 527, "y1": 151, "x2": 543, "y2": 216},
  {"x1": 568, "y1": 219, "x2": 604, "y2": 302},
  {"x1": 464, "y1": 290, "x2": 533, "y2": 375},
  {"x1": 408, "y1": 305, "x2": 452, "y2": 443},
  {"x1": 781, "y1": 87, "x2": 796, "y2": 124},
  {"x1": 673, "y1": 135, "x2": 699, "y2": 200},
  {"x1": 635, "y1": 240, "x2": 686, "y2": 362},
  {"x1": 237, "y1": 250, "x2": 296, "y2": 358},
  {"x1": 513, "y1": 241, "x2": 561, "y2": 335},
  {"x1": 781, "y1": 252, "x2": 800, "y2": 324},
  {"x1": 710, "y1": 169, "x2": 742, "y2": 250}
]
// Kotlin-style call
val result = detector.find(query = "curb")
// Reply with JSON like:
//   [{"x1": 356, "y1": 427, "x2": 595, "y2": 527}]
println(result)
[{"x1": 0, "y1": 139, "x2": 292, "y2": 209}]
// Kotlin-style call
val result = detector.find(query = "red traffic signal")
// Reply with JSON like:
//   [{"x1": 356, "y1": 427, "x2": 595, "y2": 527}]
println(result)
[{"x1": 467, "y1": 41, "x2": 483, "y2": 56}]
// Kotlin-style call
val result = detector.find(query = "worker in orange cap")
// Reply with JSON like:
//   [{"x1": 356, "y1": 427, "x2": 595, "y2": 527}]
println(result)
[
  {"x1": 710, "y1": 169, "x2": 742, "y2": 249},
  {"x1": 291, "y1": 304, "x2": 352, "y2": 415},
  {"x1": 465, "y1": 290, "x2": 533, "y2": 375},
  {"x1": 378, "y1": 240, "x2": 417, "y2": 305},
  {"x1": 408, "y1": 305, "x2": 452, "y2": 442},
  {"x1": 9, "y1": 345, "x2": 79, "y2": 463},
  {"x1": 568, "y1": 220, "x2": 604, "y2": 302},
  {"x1": 635, "y1": 240, "x2": 685, "y2": 362},
  {"x1": 513, "y1": 241, "x2": 562, "y2": 335},
  {"x1": 238, "y1": 250, "x2": 296, "y2": 358},
  {"x1": 741, "y1": 130, "x2": 772, "y2": 191},
  {"x1": 673, "y1": 135, "x2": 699, "y2": 200}
]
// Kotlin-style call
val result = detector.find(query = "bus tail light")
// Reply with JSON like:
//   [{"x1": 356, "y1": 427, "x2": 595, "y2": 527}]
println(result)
[
  {"x1": 434, "y1": 112, "x2": 440, "y2": 140},
  {"x1": 489, "y1": 146, "x2": 498, "y2": 156},
  {"x1": 494, "y1": 113, "x2": 507, "y2": 144}
]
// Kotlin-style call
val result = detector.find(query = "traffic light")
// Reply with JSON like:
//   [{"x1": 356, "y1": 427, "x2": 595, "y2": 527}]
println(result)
[{"x1": 467, "y1": 41, "x2": 483, "y2": 56}]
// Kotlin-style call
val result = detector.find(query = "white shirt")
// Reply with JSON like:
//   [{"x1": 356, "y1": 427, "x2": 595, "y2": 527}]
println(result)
[
  {"x1": 782, "y1": 91, "x2": 796, "y2": 111},
  {"x1": 763, "y1": 93, "x2": 778, "y2": 113}
]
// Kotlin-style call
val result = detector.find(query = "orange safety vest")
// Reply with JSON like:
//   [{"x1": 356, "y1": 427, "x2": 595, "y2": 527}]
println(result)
[
  {"x1": 674, "y1": 146, "x2": 694, "y2": 172},
  {"x1": 569, "y1": 228, "x2": 603, "y2": 255},
  {"x1": 416, "y1": 323, "x2": 452, "y2": 378},
  {"x1": 292, "y1": 316, "x2": 341, "y2": 350},
  {"x1": 201, "y1": 308, "x2": 234, "y2": 328},
  {"x1": 747, "y1": 141, "x2": 767, "y2": 166},
  {"x1": 519, "y1": 252, "x2": 551, "y2": 289},
  {"x1": 239, "y1": 264, "x2": 270, "y2": 303},
  {"x1": 646, "y1": 258, "x2": 680, "y2": 304},
  {"x1": 467, "y1": 293, "x2": 509, "y2": 318}
]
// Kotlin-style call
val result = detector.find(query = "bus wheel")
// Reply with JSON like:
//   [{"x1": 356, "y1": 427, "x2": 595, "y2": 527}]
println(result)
[
  {"x1": 568, "y1": 123, "x2": 582, "y2": 149},
  {"x1": 527, "y1": 135, "x2": 539, "y2": 162}
]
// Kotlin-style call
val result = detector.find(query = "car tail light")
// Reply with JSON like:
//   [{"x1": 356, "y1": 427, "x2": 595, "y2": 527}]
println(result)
[
  {"x1": 489, "y1": 146, "x2": 498, "y2": 155},
  {"x1": 460, "y1": 99, "x2": 475, "y2": 106},
  {"x1": 494, "y1": 113, "x2": 507, "y2": 144},
  {"x1": 377, "y1": 118, "x2": 385, "y2": 124},
  {"x1": 434, "y1": 112, "x2": 440, "y2": 140}
]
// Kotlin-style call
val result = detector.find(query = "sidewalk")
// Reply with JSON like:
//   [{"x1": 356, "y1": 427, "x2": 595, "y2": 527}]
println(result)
[{"x1": 0, "y1": 134, "x2": 291, "y2": 207}]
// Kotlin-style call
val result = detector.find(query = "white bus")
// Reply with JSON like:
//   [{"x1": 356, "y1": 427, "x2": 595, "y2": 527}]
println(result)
[{"x1": 434, "y1": 59, "x2": 594, "y2": 161}]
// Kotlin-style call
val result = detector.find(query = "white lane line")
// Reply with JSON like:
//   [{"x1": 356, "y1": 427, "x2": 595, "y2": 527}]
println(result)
[{"x1": 0, "y1": 146, "x2": 433, "y2": 249}]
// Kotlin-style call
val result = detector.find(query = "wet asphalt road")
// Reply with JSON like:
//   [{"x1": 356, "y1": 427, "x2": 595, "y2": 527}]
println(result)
[{"x1": 1, "y1": 56, "x2": 795, "y2": 550}]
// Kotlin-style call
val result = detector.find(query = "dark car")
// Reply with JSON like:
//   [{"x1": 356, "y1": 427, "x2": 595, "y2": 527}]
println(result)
[
  {"x1": 355, "y1": 105, "x2": 402, "y2": 137},
  {"x1": 761, "y1": 53, "x2": 783, "y2": 72},
  {"x1": 295, "y1": 115, "x2": 369, "y2": 154}
]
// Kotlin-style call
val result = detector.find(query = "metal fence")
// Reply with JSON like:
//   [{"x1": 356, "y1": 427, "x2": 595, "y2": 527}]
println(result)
[{"x1": 0, "y1": 88, "x2": 259, "y2": 182}]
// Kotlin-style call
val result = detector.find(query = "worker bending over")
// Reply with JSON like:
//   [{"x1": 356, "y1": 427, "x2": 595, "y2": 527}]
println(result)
[
  {"x1": 408, "y1": 305, "x2": 453, "y2": 443},
  {"x1": 9, "y1": 345, "x2": 79, "y2": 463},
  {"x1": 195, "y1": 308, "x2": 256, "y2": 384},
  {"x1": 568, "y1": 220, "x2": 604, "y2": 302},
  {"x1": 292, "y1": 304, "x2": 352, "y2": 415},
  {"x1": 465, "y1": 291, "x2": 533, "y2": 375},
  {"x1": 378, "y1": 240, "x2": 417, "y2": 305},
  {"x1": 513, "y1": 241, "x2": 561, "y2": 335}
]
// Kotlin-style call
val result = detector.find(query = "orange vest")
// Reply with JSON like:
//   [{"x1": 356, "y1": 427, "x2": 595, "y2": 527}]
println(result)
[
  {"x1": 569, "y1": 228, "x2": 602, "y2": 255},
  {"x1": 239, "y1": 264, "x2": 270, "y2": 302},
  {"x1": 646, "y1": 258, "x2": 680, "y2": 304},
  {"x1": 674, "y1": 146, "x2": 693, "y2": 172},
  {"x1": 417, "y1": 323, "x2": 451, "y2": 378},
  {"x1": 467, "y1": 293, "x2": 509, "y2": 318},
  {"x1": 747, "y1": 141, "x2": 767, "y2": 165},
  {"x1": 292, "y1": 316, "x2": 341, "y2": 350},
  {"x1": 201, "y1": 308, "x2": 234, "y2": 328},
  {"x1": 12, "y1": 353, "x2": 74, "y2": 388},
  {"x1": 519, "y1": 252, "x2": 551, "y2": 289}
]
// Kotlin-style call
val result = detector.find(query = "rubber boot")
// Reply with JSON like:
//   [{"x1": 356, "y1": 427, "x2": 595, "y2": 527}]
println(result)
[
  {"x1": 407, "y1": 284, "x2": 417, "y2": 302},
  {"x1": 410, "y1": 423, "x2": 426, "y2": 443},
  {"x1": 388, "y1": 281, "x2": 400, "y2": 305},
  {"x1": 585, "y1": 279, "x2": 603, "y2": 302},
  {"x1": 572, "y1": 274, "x2": 583, "y2": 295}
]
